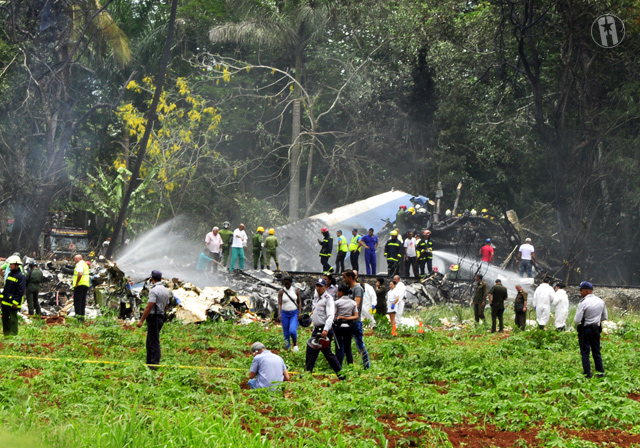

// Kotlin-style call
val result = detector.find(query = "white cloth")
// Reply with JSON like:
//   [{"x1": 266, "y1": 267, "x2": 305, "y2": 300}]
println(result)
[
  {"x1": 280, "y1": 286, "x2": 298, "y2": 312},
  {"x1": 519, "y1": 243, "x2": 535, "y2": 260},
  {"x1": 532, "y1": 283, "x2": 554, "y2": 326},
  {"x1": 232, "y1": 229, "x2": 247, "y2": 248},
  {"x1": 361, "y1": 283, "x2": 377, "y2": 328},
  {"x1": 551, "y1": 289, "x2": 569, "y2": 329},
  {"x1": 403, "y1": 237, "x2": 417, "y2": 257}
]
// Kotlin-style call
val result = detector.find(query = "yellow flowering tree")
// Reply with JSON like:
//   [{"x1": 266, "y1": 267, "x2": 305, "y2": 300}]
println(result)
[{"x1": 115, "y1": 76, "x2": 222, "y2": 201}]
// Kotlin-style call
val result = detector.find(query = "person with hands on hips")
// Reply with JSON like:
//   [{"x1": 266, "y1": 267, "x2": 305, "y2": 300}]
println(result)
[{"x1": 278, "y1": 276, "x2": 302, "y2": 352}]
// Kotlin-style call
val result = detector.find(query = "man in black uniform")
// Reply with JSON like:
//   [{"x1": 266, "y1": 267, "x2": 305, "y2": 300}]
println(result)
[
  {"x1": 138, "y1": 270, "x2": 171, "y2": 369},
  {"x1": 384, "y1": 231, "x2": 403, "y2": 276},
  {"x1": 1, "y1": 256, "x2": 26, "y2": 336},
  {"x1": 514, "y1": 285, "x2": 528, "y2": 331},
  {"x1": 317, "y1": 227, "x2": 333, "y2": 273},
  {"x1": 488, "y1": 279, "x2": 508, "y2": 332}
]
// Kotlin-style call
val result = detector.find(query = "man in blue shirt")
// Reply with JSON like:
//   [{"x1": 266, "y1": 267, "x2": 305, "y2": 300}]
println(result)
[
  {"x1": 248, "y1": 342, "x2": 290, "y2": 389},
  {"x1": 360, "y1": 228, "x2": 379, "y2": 275}
]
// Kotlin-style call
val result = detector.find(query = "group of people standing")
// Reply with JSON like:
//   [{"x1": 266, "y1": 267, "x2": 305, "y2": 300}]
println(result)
[
  {"x1": 270, "y1": 270, "x2": 409, "y2": 379},
  {"x1": 201, "y1": 222, "x2": 281, "y2": 274},
  {"x1": 319, "y1": 226, "x2": 434, "y2": 278}
]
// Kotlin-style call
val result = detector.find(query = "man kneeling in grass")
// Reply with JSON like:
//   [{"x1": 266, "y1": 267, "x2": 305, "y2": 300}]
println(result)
[{"x1": 248, "y1": 342, "x2": 290, "y2": 390}]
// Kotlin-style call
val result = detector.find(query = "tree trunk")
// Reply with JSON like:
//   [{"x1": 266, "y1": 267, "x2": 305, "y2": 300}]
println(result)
[
  {"x1": 287, "y1": 50, "x2": 303, "y2": 221},
  {"x1": 106, "y1": 0, "x2": 179, "y2": 258}
]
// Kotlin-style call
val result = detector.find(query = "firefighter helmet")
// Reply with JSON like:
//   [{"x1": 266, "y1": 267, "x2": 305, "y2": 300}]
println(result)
[
  {"x1": 257, "y1": 226, "x2": 265, "y2": 233},
  {"x1": 390, "y1": 230, "x2": 398, "y2": 236},
  {"x1": 320, "y1": 227, "x2": 328, "y2": 233},
  {"x1": 6, "y1": 255, "x2": 22, "y2": 265},
  {"x1": 268, "y1": 228, "x2": 275, "y2": 235}
]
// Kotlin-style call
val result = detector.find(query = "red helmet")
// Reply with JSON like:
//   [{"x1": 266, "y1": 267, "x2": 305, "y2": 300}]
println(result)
[
  {"x1": 433, "y1": 267, "x2": 439, "y2": 272},
  {"x1": 399, "y1": 205, "x2": 407, "y2": 210},
  {"x1": 423, "y1": 230, "x2": 431, "y2": 235},
  {"x1": 320, "y1": 227, "x2": 328, "y2": 233}
]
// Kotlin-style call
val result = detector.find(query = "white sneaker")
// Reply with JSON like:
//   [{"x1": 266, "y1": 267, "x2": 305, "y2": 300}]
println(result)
[{"x1": 292, "y1": 345, "x2": 299, "y2": 353}]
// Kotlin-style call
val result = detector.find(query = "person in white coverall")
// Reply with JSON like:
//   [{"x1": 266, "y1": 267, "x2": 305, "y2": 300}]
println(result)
[
  {"x1": 552, "y1": 282, "x2": 569, "y2": 331},
  {"x1": 361, "y1": 280, "x2": 377, "y2": 329},
  {"x1": 392, "y1": 275, "x2": 406, "y2": 323},
  {"x1": 532, "y1": 277, "x2": 554, "y2": 329}
]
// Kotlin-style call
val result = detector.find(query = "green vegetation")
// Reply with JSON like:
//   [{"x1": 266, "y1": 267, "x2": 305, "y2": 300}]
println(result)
[{"x1": 2, "y1": 306, "x2": 640, "y2": 447}]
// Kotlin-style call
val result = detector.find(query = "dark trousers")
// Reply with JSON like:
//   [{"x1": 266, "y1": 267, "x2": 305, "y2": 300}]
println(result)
[
  {"x1": 336, "y1": 251, "x2": 347, "y2": 274},
  {"x1": 253, "y1": 248, "x2": 265, "y2": 270},
  {"x1": 579, "y1": 326, "x2": 604, "y2": 378},
  {"x1": 334, "y1": 325, "x2": 353, "y2": 366},
  {"x1": 419, "y1": 259, "x2": 427, "y2": 276},
  {"x1": 146, "y1": 314, "x2": 165, "y2": 366},
  {"x1": 74, "y1": 285, "x2": 89, "y2": 317},
  {"x1": 473, "y1": 302, "x2": 485, "y2": 322},
  {"x1": 320, "y1": 256, "x2": 332, "y2": 273},
  {"x1": 426, "y1": 258, "x2": 432, "y2": 274},
  {"x1": 387, "y1": 260, "x2": 400, "y2": 277},
  {"x1": 26, "y1": 289, "x2": 42, "y2": 315},
  {"x1": 491, "y1": 307, "x2": 504, "y2": 332},
  {"x1": 405, "y1": 257, "x2": 418, "y2": 278},
  {"x1": 1, "y1": 304, "x2": 19, "y2": 336},
  {"x1": 206, "y1": 251, "x2": 221, "y2": 272},
  {"x1": 350, "y1": 251, "x2": 360, "y2": 272},
  {"x1": 515, "y1": 312, "x2": 526, "y2": 330},
  {"x1": 222, "y1": 246, "x2": 231, "y2": 266},
  {"x1": 305, "y1": 327, "x2": 342, "y2": 375}
]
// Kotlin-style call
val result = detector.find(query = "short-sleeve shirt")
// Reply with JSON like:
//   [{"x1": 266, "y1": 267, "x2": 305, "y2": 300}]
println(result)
[
  {"x1": 361, "y1": 234, "x2": 378, "y2": 251},
  {"x1": 232, "y1": 229, "x2": 248, "y2": 248},
  {"x1": 249, "y1": 350, "x2": 286, "y2": 389},
  {"x1": 334, "y1": 297, "x2": 358, "y2": 327},
  {"x1": 148, "y1": 283, "x2": 171, "y2": 315},
  {"x1": 205, "y1": 232, "x2": 223, "y2": 253},
  {"x1": 489, "y1": 284, "x2": 508, "y2": 309},
  {"x1": 519, "y1": 243, "x2": 534, "y2": 260},
  {"x1": 480, "y1": 245, "x2": 494, "y2": 262},
  {"x1": 350, "y1": 284, "x2": 364, "y2": 321},
  {"x1": 404, "y1": 238, "x2": 417, "y2": 257}
]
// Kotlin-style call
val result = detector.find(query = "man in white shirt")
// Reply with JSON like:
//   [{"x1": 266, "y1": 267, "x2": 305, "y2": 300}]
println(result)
[
  {"x1": 204, "y1": 226, "x2": 223, "y2": 272},
  {"x1": 403, "y1": 231, "x2": 418, "y2": 278},
  {"x1": 516, "y1": 237, "x2": 536, "y2": 277},
  {"x1": 574, "y1": 281, "x2": 608, "y2": 378},
  {"x1": 230, "y1": 223, "x2": 248, "y2": 272}
]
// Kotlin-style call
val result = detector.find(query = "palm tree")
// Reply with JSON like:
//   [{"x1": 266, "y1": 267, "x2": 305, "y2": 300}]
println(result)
[{"x1": 209, "y1": 0, "x2": 336, "y2": 221}]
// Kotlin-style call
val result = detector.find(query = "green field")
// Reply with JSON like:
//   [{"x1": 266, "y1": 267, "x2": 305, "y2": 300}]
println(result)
[{"x1": 2, "y1": 306, "x2": 640, "y2": 448}]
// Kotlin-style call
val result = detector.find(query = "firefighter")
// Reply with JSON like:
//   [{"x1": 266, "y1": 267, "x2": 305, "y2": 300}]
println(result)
[
  {"x1": 264, "y1": 229, "x2": 280, "y2": 271},
  {"x1": 384, "y1": 231, "x2": 403, "y2": 277},
  {"x1": 253, "y1": 226, "x2": 265, "y2": 270},
  {"x1": 417, "y1": 230, "x2": 433, "y2": 276},
  {"x1": 1, "y1": 256, "x2": 26, "y2": 336},
  {"x1": 317, "y1": 227, "x2": 333, "y2": 273}
]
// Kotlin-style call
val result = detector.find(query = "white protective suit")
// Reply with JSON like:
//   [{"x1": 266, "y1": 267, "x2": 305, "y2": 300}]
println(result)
[
  {"x1": 394, "y1": 281, "x2": 406, "y2": 321},
  {"x1": 551, "y1": 288, "x2": 569, "y2": 329},
  {"x1": 361, "y1": 283, "x2": 377, "y2": 328},
  {"x1": 532, "y1": 283, "x2": 554, "y2": 327}
]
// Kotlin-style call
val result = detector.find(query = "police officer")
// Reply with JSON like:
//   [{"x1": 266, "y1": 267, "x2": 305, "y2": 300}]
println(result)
[
  {"x1": 138, "y1": 270, "x2": 171, "y2": 369},
  {"x1": 305, "y1": 278, "x2": 342, "y2": 377},
  {"x1": 574, "y1": 281, "x2": 608, "y2": 378},
  {"x1": 1, "y1": 256, "x2": 26, "y2": 336}
]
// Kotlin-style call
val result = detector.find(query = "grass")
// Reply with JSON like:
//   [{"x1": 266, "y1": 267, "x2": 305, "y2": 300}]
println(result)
[{"x1": 1, "y1": 305, "x2": 640, "y2": 447}]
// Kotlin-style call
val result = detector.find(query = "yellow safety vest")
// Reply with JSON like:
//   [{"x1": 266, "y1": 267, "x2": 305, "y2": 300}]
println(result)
[
  {"x1": 337, "y1": 236, "x2": 348, "y2": 253},
  {"x1": 74, "y1": 260, "x2": 91, "y2": 288},
  {"x1": 349, "y1": 234, "x2": 362, "y2": 252}
]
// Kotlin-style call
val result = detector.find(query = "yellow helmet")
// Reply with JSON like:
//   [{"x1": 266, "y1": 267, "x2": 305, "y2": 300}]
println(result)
[
  {"x1": 408, "y1": 207, "x2": 415, "y2": 214},
  {"x1": 481, "y1": 208, "x2": 488, "y2": 213},
  {"x1": 268, "y1": 228, "x2": 275, "y2": 235},
  {"x1": 257, "y1": 226, "x2": 265, "y2": 233},
  {"x1": 390, "y1": 230, "x2": 398, "y2": 236}
]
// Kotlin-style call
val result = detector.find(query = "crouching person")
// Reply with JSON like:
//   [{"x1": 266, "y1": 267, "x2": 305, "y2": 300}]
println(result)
[
  {"x1": 305, "y1": 278, "x2": 343, "y2": 378},
  {"x1": 248, "y1": 342, "x2": 290, "y2": 390}
]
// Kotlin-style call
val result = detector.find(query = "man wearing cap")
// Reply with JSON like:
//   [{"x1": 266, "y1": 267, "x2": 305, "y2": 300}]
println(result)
[
  {"x1": 218, "y1": 222, "x2": 234, "y2": 267},
  {"x1": 479, "y1": 238, "x2": 494, "y2": 275},
  {"x1": 317, "y1": 228, "x2": 333, "y2": 273},
  {"x1": 516, "y1": 238, "x2": 536, "y2": 277},
  {"x1": 138, "y1": 270, "x2": 172, "y2": 369},
  {"x1": 305, "y1": 278, "x2": 342, "y2": 377},
  {"x1": 25, "y1": 260, "x2": 43, "y2": 315},
  {"x1": 248, "y1": 342, "x2": 290, "y2": 390},
  {"x1": 472, "y1": 274, "x2": 487, "y2": 323},
  {"x1": 1, "y1": 257, "x2": 26, "y2": 336},
  {"x1": 488, "y1": 279, "x2": 508, "y2": 333},
  {"x1": 575, "y1": 281, "x2": 608, "y2": 378},
  {"x1": 335, "y1": 230, "x2": 348, "y2": 274},
  {"x1": 349, "y1": 229, "x2": 364, "y2": 272}
]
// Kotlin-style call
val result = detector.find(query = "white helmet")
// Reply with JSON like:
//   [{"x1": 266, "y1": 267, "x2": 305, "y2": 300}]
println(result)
[{"x1": 6, "y1": 255, "x2": 22, "y2": 265}]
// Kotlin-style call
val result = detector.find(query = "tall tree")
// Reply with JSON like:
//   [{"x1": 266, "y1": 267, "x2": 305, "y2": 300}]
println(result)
[{"x1": 209, "y1": 0, "x2": 337, "y2": 221}]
